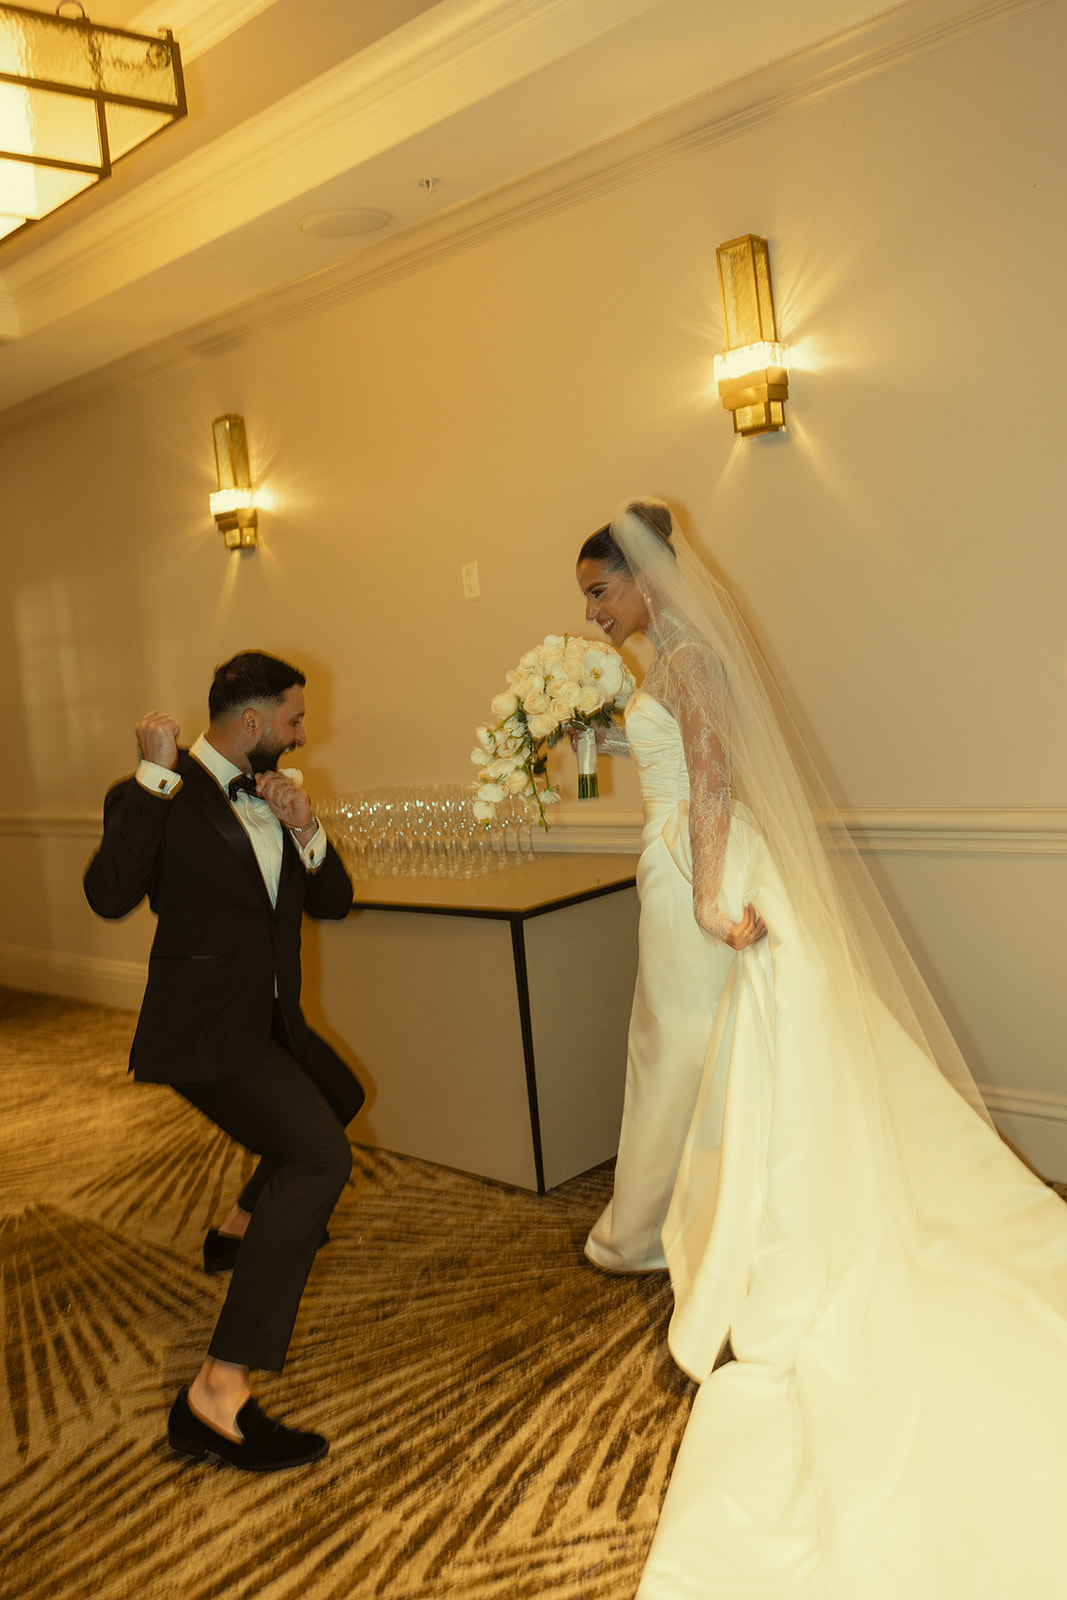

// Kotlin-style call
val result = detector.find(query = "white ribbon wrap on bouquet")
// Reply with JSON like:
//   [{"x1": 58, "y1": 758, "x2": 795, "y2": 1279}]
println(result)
[{"x1": 575, "y1": 724, "x2": 599, "y2": 799}]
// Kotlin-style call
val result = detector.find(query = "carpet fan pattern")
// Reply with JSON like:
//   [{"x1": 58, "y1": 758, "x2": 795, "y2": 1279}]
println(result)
[{"x1": 0, "y1": 987, "x2": 692, "y2": 1600}]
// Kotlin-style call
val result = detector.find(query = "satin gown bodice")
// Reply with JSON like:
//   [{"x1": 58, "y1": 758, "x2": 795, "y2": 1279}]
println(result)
[{"x1": 625, "y1": 690, "x2": 691, "y2": 829}]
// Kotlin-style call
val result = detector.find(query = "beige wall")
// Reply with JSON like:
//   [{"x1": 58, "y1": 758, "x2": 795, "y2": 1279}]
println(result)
[{"x1": 1, "y1": 3, "x2": 1064, "y2": 1167}]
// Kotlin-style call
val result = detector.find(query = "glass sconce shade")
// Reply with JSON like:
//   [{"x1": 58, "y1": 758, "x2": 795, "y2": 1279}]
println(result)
[
  {"x1": 0, "y1": 2, "x2": 185, "y2": 242},
  {"x1": 714, "y1": 235, "x2": 789, "y2": 436},
  {"x1": 211, "y1": 414, "x2": 257, "y2": 549},
  {"x1": 717, "y1": 234, "x2": 778, "y2": 347},
  {"x1": 209, "y1": 486, "x2": 255, "y2": 516}
]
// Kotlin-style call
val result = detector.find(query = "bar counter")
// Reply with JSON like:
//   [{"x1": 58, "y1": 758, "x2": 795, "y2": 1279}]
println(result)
[{"x1": 303, "y1": 854, "x2": 640, "y2": 1192}]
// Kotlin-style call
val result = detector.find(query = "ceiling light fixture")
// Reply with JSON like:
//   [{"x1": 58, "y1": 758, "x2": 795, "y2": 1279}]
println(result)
[
  {"x1": 296, "y1": 207, "x2": 392, "y2": 237},
  {"x1": 0, "y1": 0, "x2": 186, "y2": 244},
  {"x1": 713, "y1": 234, "x2": 789, "y2": 437}
]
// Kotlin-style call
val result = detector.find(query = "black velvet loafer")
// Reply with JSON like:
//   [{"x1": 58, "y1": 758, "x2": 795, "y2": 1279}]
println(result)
[
  {"x1": 202, "y1": 1228, "x2": 243, "y2": 1274},
  {"x1": 202, "y1": 1226, "x2": 330, "y2": 1274},
  {"x1": 167, "y1": 1388, "x2": 328, "y2": 1472}
]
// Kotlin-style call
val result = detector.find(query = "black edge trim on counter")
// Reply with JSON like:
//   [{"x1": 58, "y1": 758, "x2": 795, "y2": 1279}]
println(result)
[{"x1": 510, "y1": 919, "x2": 546, "y2": 1196}]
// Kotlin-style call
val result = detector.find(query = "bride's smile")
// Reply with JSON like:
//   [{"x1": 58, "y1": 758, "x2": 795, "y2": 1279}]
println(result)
[{"x1": 576, "y1": 556, "x2": 650, "y2": 644}]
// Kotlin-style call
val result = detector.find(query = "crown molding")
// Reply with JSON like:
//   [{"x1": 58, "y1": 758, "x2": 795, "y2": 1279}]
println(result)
[
  {"x1": 0, "y1": 0, "x2": 1051, "y2": 432},
  {"x1": 2, "y1": 0, "x2": 663, "y2": 333},
  {"x1": 129, "y1": 0, "x2": 283, "y2": 63}
]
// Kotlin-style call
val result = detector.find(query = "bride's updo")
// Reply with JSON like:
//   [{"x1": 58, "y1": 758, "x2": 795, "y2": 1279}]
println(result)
[{"x1": 579, "y1": 497, "x2": 676, "y2": 574}]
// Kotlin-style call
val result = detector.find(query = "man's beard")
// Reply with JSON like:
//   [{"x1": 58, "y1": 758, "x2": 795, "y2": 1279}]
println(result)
[{"x1": 247, "y1": 735, "x2": 295, "y2": 775}]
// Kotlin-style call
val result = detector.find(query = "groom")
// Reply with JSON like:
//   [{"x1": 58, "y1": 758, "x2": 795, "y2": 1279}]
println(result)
[{"x1": 84, "y1": 650, "x2": 362, "y2": 1471}]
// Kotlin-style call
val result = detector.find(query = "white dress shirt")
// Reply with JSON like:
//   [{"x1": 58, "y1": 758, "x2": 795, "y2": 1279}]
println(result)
[{"x1": 135, "y1": 732, "x2": 326, "y2": 908}]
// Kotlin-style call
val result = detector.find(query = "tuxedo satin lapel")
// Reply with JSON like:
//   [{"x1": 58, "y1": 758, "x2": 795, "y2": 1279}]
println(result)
[
  {"x1": 179, "y1": 753, "x2": 272, "y2": 904},
  {"x1": 279, "y1": 830, "x2": 297, "y2": 898}
]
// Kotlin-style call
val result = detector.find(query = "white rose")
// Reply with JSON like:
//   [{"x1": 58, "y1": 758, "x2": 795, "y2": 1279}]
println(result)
[
  {"x1": 524, "y1": 691, "x2": 551, "y2": 715},
  {"x1": 576, "y1": 687, "x2": 601, "y2": 714},
  {"x1": 491, "y1": 690, "x2": 519, "y2": 718},
  {"x1": 549, "y1": 679, "x2": 582, "y2": 708},
  {"x1": 527, "y1": 712, "x2": 558, "y2": 740},
  {"x1": 549, "y1": 698, "x2": 575, "y2": 724},
  {"x1": 542, "y1": 634, "x2": 566, "y2": 649},
  {"x1": 505, "y1": 769, "x2": 529, "y2": 793}
]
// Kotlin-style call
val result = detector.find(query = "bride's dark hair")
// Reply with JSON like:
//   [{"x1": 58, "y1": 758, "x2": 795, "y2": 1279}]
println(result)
[{"x1": 579, "y1": 498, "x2": 674, "y2": 574}]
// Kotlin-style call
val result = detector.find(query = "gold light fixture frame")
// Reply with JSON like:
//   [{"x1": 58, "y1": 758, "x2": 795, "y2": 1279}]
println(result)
[
  {"x1": 714, "y1": 234, "x2": 789, "y2": 437},
  {"x1": 0, "y1": 1, "x2": 186, "y2": 244},
  {"x1": 210, "y1": 414, "x2": 258, "y2": 550}
]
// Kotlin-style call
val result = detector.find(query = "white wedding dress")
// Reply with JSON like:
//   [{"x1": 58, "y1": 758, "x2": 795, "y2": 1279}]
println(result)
[
  {"x1": 594, "y1": 688, "x2": 1067, "y2": 1598},
  {"x1": 585, "y1": 689, "x2": 734, "y2": 1271}
]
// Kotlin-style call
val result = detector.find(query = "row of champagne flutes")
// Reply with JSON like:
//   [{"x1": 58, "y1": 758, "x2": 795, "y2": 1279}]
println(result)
[{"x1": 318, "y1": 785, "x2": 537, "y2": 880}]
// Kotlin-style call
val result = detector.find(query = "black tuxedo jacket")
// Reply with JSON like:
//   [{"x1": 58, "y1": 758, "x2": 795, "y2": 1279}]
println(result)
[{"x1": 84, "y1": 751, "x2": 363, "y2": 1124}]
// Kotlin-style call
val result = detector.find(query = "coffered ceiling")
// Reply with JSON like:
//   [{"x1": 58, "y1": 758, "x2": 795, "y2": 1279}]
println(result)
[{"x1": 0, "y1": 0, "x2": 1007, "y2": 416}]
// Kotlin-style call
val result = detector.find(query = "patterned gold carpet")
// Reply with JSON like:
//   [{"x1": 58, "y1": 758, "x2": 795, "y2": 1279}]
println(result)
[{"x1": 0, "y1": 987, "x2": 692, "y2": 1600}]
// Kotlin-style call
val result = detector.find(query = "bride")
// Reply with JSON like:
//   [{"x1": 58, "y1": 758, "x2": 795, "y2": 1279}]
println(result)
[{"x1": 577, "y1": 498, "x2": 1067, "y2": 1598}]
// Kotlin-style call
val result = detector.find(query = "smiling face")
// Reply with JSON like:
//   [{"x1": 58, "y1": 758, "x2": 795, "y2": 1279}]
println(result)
[
  {"x1": 245, "y1": 684, "x2": 307, "y2": 773},
  {"x1": 576, "y1": 557, "x2": 650, "y2": 646}
]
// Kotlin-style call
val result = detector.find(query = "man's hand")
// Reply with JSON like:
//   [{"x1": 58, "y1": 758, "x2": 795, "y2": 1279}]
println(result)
[
  {"x1": 256, "y1": 770, "x2": 314, "y2": 833},
  {"x1": 136, "y1": 711, "x2": 180, "y2": 771}
]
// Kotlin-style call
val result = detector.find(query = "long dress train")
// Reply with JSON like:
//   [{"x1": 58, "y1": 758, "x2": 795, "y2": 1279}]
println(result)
[{"x1": 625, "y1": 691, "x2": 1067, "y2": 1598}]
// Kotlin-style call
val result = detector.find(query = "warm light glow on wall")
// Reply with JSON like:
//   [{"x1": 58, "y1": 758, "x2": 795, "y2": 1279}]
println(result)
[{"x1": 0, "y1": 1, "x2": 186, "y2": 242}]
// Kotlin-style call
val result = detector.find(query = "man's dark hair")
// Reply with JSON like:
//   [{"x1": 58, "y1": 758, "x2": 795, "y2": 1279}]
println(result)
[{"x1": 208, "y1": 651, "x2": 306, "y2": 720}]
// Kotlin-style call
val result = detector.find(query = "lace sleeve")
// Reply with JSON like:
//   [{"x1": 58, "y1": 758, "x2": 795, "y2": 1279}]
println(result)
[{"x1": 655, "y1": 642, "x2": 734, "y2": 942}]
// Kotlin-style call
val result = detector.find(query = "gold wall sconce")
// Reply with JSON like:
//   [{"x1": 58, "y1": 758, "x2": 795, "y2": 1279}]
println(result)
[
  {"x1": 713, "y1": 234, "x2": 789, "y2": 437},
  {"x1": 210, "y1": 414, "x2": 258, "y2": 549},
  {"x1": 0, "y1": 1, "x2": 186, "y2": 244}
]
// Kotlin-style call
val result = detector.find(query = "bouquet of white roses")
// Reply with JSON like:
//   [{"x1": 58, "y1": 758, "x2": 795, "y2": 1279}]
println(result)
[{"x1": 472, "y1": 634, "x2": 635, "y2": 828}]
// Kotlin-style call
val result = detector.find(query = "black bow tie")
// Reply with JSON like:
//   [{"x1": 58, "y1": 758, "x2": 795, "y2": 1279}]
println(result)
[{"x1": 227, "y1": 774, "x2": 259, "y2": 801}]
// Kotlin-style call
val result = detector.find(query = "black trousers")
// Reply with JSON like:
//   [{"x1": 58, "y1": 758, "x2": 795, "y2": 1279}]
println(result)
[{"x1": 175, "y1": 1012, "x2": 352, "y2": 1372}]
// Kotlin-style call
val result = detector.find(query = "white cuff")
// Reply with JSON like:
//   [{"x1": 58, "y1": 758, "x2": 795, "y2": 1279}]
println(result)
[
  {"x1": 136, "y1": 759, "x2": 182, "y2": 796},
  {"x1": 293, "y1": 820, "x2": 326, "y2": 871}
]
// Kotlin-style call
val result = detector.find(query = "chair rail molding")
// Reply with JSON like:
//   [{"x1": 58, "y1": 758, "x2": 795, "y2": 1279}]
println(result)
[
  {"x1": 537, "y1": 806, "x2": 1067, "y2": 857},
  {"x1": 3, "y1": 805, "x2": 1067, "y2": 854}
]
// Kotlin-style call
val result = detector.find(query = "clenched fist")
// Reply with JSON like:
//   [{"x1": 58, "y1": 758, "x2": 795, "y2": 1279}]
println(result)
[
  {"x1": 255, "y1": 770, "x2": 314, "y2": 833},
  {"x1": 136, "y1": 710, "x2": 180, "y2": 771}
]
